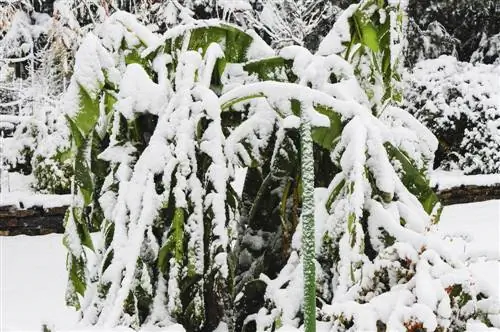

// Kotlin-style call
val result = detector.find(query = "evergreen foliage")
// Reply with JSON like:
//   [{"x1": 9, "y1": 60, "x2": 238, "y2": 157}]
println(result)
[
  {"x1": 406, "y1": 0, "x2": 500, "y2": 65},
  {"x1": 404, "y1": 56, "x2": 500, "y2": 174}
]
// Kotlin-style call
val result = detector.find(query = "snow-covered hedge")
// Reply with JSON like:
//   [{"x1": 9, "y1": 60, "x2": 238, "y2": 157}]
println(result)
[
  {"x1": 3, "y1": 95, "x2": 72, "y2": 193},
  {"x1": 62, "y1": 2, "x2": 500, "y2": 332},
  {"x1": 404, "y1": 55, "x2": 500, "y2": 175},
  {"x1": 405, "y1": 20, "x2": 457, "y2": 67},
  {"x1": 471, "y1": 33, "x2": 500, "y2": 65}
]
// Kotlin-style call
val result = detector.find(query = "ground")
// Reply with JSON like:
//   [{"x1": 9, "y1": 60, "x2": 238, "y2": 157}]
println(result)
[{"x1": 1, "y1": 199, "x2": 499, "y2": 331}]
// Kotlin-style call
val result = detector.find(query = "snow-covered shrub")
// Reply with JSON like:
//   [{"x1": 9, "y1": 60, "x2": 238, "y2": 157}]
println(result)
[
  {"x1": 406, "y1": 0, "x2": 499, "y2": 62},
  {"x1": 404, "y1": 55, "x2": 500, "y2": 174},
  {"x1": 63, "y1": 3, "x2": 500, "y2": 332},
  {"x1": 0, "y1": 0, "x2": 80, "y2": 193},
  {"x1": 471, "y1": 32, "x2": 500, "y2": 65},
  {"x1": 3, "y1": 30, "x2": 75, "y2": 193},
  {"x1": 5, "y1": 100, "x2": 72, "y2": 193},
  {"x1": 405, "y1": 20, "x2": 458, "y2": 67}
]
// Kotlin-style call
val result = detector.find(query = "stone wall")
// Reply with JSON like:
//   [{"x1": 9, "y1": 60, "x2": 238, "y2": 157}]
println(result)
[
  {"x1": 438, "y1": 184, "x2": 500, "y2": 205},
  {"x1": 0, "y1": 204, "x2": 68, "y2": 236}
]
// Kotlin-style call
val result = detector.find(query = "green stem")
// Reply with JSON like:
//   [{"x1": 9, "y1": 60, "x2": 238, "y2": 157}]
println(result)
[{"x1": 300, "y1": 108, "x2": 316, "y2": 332}]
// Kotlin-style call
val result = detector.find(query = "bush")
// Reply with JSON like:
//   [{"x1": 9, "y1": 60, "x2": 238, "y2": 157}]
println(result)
[
  {"x1": 404, "y1": 55, "x2": 500, "y2": 174},
  {"x1": 471, "y1": 33, "x2": 500, "y2": 65}
]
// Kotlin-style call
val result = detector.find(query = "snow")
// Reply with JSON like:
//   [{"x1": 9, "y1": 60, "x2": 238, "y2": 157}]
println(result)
[
  {"x1": 245, "y1": 29, "x2": 275, "y2": 60},
  {"x1": 2, "y1": 172, "x2": 33, "y2": 192},
  {"x1": 218, "y1": 0, "x2": 252, "y2": 12},
  {"x1": 431, "y1": 170, "x2": 500, "y2": 191},
  {"x1": 0, "y1": 191, "x2": 71, "y2": 209},
  {"x1": 436, "y1": 201, "x2": 500, "y2": 299},
  {"x1": 1, "y1": 234, "x2": 79, "y2": 331},
  {"x1": 115, "y1": 64, "x2": 168, "y2": 119},
  {"x1": 317, "y1": 4, "x2": 358, "y2": 56},
  {"x1": 0, "y1": 172, "x2": 71, "y2": 209},
  {"x1": 0, "y1": 233, "x2": 186, "y2": 331},
  {"x1": 72, "y1": 33, "x2": 114, "y2": 100},
  {"x1": 112, "y1": 11, "x2": 161, "y2": 50},
  {"x1": 4, "y1": 198, "x2": 488, "y2": 331},
  {"x1": 0, "y1": 180, "x2": 500, "y2": 332}
]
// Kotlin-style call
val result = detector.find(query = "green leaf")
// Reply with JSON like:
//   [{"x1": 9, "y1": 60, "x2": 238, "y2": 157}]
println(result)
[
  {"x1": 311, "y1": 105, "x2": 343, "y2": 150},
  {"x1": 74, "y1": 85, "x2": 100, "y2": 137},
  {"x1": 66, "y1": 115, "x2": 84, "y2": 148},
  {"x1": 105, "y1": 92, "x2": 117, "y2": 115},
  {"x1": 353, "y1": 10, "x2": 380, "y2": 53},
  {"x1": 326, "y1": 178, "x2": 346, "y2": 210},
  {"x1": 220, "y1": 93, "x2": 266, "y2": 111},
  {"x1": 158, "y1": 208, "x2": 185, "y2": 273},
  {"x1": 362, "y1": 24, "x2": 379, "y2": 52},
  {"x1": 74, "y1": 135, "x2": 94, "y2": 206},
  {"x1": 243, "y1": 57, "x2": 295, "y2": 82},
  {"x1": 347, "y1": 212, "x2": 356, "y2": 234},
  {"x1": 166, "y1": 24, "x2": 254, "y2": 63},
  {"x1": 68, "y1": 254, "x2": 86, "y2": 296},
  {"x1": 71, "y1": 207, "x2": 95, "y2": 251},
  {"x1": 385, "y1": 143, "x2": 440, "y2": 215},
  {"x1": 173, "y1": 208, "x2": 185, "y2": 262}
]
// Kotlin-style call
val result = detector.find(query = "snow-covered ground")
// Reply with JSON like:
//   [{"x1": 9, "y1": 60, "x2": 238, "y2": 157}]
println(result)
[
  {"x1": 437, "y1": 200, "x2": 500, "y2": 300},
  {"x1": 0, "y1": 233, "x2": 78, "y2": 331},
  {"x1": 1, "y1": 200, "x2": 499, "y2": 331}
]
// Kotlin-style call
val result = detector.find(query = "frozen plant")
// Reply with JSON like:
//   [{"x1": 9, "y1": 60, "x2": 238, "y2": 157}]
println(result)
[
  {"x1": 63, "y1": 2, "x2": 500, "y2": 332},
  {"x1": 63, "y1": 12, "x2": 278, "y2": 330}
]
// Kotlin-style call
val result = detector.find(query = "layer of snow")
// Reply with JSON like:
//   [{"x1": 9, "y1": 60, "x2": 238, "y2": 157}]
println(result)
[
  {"x1": 0, "y1": 234, "x2": 79, "y2": 331},
  {"x1": 431, "y1": 170, "x2": 500, "y2": 191},
  {"x1": 0, "y1": 191, "x2": 71, "y2": 209},
  {"x1": 1, "y1": 172, "x2": 71, "y2": 208},
  {"x1": 0, "y1": 235, "x2": 184, "y2": 332},
  {"x1": 1, "y1": 200, "x2": 499, "y2": 331},
  {"x1": 3, "y1": 172, "x2": 34, "y2": 192},
  {"x1": 435, "y1": 200, "x2": 500, "y2": 299}
]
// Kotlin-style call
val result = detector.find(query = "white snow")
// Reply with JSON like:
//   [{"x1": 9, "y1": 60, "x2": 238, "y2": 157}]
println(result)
[
  {"x1": 436, "y1": 200, "x2": 500, "y2": 299},
  {"x1": 0, "y1": 234, "x2": 186, "y2": 332},
  {"x1": 0, "y1": 191, "x2": 71, "y2": 209},
  {"x1": 2, "y1": 200, "x2": 497, "y2": 331},
  {"x1": 1, "y1": 234, "x2": 79, "y2": 331},
  {"x1": 317, "y1": 4, "x2": 358, "y2": 56},
  {"x1": 0, "y1": 172, "x2": 71, "y2": 209},
  {"x1": 115, "y1": 64, "x2": 168, "y2": 119},
  {"x1": 72, "y1": 33, "x2": 114, "y2": 100},
  {"x1": 431, "y1": 170, "x2": 500, "y2": 191}
]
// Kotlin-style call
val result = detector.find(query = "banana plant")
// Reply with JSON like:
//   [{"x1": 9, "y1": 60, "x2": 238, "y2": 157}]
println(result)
[
  {"x1": 318, "y1": 0, "x2": 406, "y2": 113},
  {"x1": 63, "y1": 4, "x2": 499, "y2": 332},
  {"x1": 64, "y1": 12, "x2": 299, "y2": 330}
]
